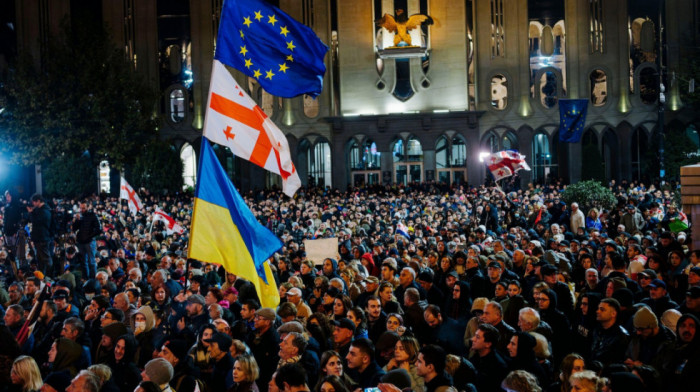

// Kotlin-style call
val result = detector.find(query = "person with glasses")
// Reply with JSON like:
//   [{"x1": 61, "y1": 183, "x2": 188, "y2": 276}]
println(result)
[{"x1": 622, "y1": 306, "x2": 675, "y2": 373}]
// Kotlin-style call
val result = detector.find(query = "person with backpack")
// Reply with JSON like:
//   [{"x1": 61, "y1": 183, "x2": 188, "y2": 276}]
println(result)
[{"x1": 27, "y1": 193, "x2": 53, "y2": 275}]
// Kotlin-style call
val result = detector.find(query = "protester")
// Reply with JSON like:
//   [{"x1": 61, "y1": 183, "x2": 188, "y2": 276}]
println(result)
[{"x1": 0, "y1": 180, "x2": 694, "y2": 392}]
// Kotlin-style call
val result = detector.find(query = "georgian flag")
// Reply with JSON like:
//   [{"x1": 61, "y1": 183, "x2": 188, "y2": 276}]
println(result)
[
  {"x1": 153, "y1": 208, "x2": 185, "y2": 235},
  {"x1": 119, "y1": 177, "x2": 143, "y2": 216},
  {"x1": 486, "y1": 150, "x2": 531, "y2": 181},
  {"x1": 203, "y1": 60, "x2": 301, "y2": 197}
]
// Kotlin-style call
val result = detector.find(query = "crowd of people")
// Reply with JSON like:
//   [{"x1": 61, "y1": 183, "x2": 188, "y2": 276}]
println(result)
[{"x1": 0, "y1": 178, "x2": 697, "y2": 392}]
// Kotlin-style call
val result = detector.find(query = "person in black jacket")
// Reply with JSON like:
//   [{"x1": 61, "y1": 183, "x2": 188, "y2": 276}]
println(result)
[
  {"x1": 108, "y1": 334, "x2": 142, "y2": 392},
  {"x1": 27, "y1": 193, "x2": 52, "y2": 275},
  {"x1": 72, "y1": 202, "x2": 102, "y2": 279},
  {"x1": 469, "y1": 324, "x2": 509, "y2": 392},
  {"x1": 590, "y1": 298, "x2": 630, "y2": 366},
  {"x1": 3, "y1": 190, "x2": 24, "y2": 263}
]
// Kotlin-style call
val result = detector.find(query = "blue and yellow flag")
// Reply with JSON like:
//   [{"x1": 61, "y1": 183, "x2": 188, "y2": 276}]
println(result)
[
  {"x1": 188, "y1": 138, "x2": 282, "y2": 307},
  {"x1": 215, "y1": 0, "x2": 329, "y2": 98},
  {"x1": 559, "y1": 99, "x2": 588, "y2": 143}
]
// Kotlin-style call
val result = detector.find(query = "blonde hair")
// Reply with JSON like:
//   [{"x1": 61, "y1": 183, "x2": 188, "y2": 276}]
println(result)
[
  {"x1": 12, "y1": 356, "x2": 43, "y2": 392},
  {"x1": 88, "y1": 364, "x2": 112, "y2": 385},
  {"x1": 234, "y1": 353, "x2": 260, "y2": 382},
  {"x1": 569, "y1": 370, "x2": 607, "y2": 392},
  {"x1": 501, "y1": 370, "x2": 542, "y2": 392}
]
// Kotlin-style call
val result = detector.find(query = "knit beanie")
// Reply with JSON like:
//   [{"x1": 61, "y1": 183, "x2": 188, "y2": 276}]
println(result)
[
  {"x1": 144, "y1": 358, "x2": 174, "y2": 385},
  {"x1": 633, "y1": 306, "x2": 658, "y2": 329}
]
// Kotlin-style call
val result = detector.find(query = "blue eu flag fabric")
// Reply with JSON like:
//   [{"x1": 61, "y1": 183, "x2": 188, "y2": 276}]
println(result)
[
  {"x1": 215, "y1": 0, "x2": 329, "y2": 98},
  {"x1": 559, "y1": 99, "x2": 588, "y2": 143}
]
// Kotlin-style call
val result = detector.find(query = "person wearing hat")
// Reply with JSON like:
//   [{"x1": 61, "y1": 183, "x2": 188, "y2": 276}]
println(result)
[
  {"x1": 286, "y1": 287, "x2": 312, "y2": 321},
  {"x1": 159, "y1": 339, "x2": 201, "y2": 392},
  {"x1": 641, "y1": 279, "x2": 680, "y2": 319},
  {"x1": 540, "y1": 264, "x2": 575, "y2": 320},
  {"x1": 141, "y1": 358, "x2": 174, "y2": 392},
  {"x1": 679, "y1": 286, "x2": 700, "y2": 320},
  {"x1": 53, "y1": 289, "x2": 79, "y2": 318},
  {"x1": 177, "y1": 294, "x2": 210, "y2": 341},
  {"x1": 687, "y1": 264, "x2": 700, "y2": 289},
  {"x1": 205, "y1": 332, "x2": 235, "y2": 391},
  {"x1": 416, "y1": 270, "x2": 445, "y2": 307},
  {"x1": 623, "y1": 306, "x2": 675, "y2": 372},
  {"x1": 356, "y1": 276, "x2": 380, "y2": 309},
  {"x1": 620, "y1": 204, "x2": 644, "y2": 235},
  {"x1": 332, "y1": 317, "x2": 355, "y2": 360},
  {"x1": 94, "y1": 322, "x2": 128, "y2": 364},
  {"x1": 248, "y1": 307, "x2": 280, "y2": 392}
]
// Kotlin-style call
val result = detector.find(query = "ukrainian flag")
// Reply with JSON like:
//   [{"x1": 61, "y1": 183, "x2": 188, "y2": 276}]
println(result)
[{"x1": 188, "y1": 138, "x2": 282, "y2": 308}]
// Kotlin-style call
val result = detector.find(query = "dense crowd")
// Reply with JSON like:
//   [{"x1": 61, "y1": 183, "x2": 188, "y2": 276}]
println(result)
[{"x1": 0, "y1": 179, "x2": 697, "y2": 392}]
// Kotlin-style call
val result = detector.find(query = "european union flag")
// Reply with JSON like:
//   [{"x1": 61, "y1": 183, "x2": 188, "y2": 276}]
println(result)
[
  {"x1": 559, "y1": 99, "x2": 588, "y2": 143},
  {"x1": 215, "y1": 0, "x2": 329, "y2": 98}
]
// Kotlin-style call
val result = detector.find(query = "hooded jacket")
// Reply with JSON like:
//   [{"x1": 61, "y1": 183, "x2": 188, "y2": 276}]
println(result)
[
  {"x1": 52, "y1": 338, "x2": 82, "y2": 377},
  {"x1": 134, "y1": 305, "x2": 156, "y2": 367},
  {"x1": 109, "y1": 334, "x2": 142, "y2": 391}
]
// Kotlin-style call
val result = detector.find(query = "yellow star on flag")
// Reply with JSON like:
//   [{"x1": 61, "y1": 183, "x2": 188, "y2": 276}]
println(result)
[
  {"x1": 278, "y1": 63, "x2": 289, "y2": 73},
  {"x1": 239, "y1": 29, "x2": 245, "y2": 39},
  {"x1": 240, "y1": 46, "x2": 249, "y2": 56},
  {"x1": 265, "y1": 69, "x2": 275, "y2": 80},
  {"x1": 254, "y1": 11, "x2": 263, "y2": 21},
  {"x1": 286, "y1": 54, "x2": 294, "y2": 62},
  {"x1": 243, "y1": 16, "x2": 252, "y2": 27},
  {"x1": 280, "y1": 26, "x2": 289, "y2": 37},
  {"x1": 253, "y1": 69, "x2": 262, "y2": 78},
  {"x1": 245, "y1": 59, "x2": 253, "y2": 68},
  {"x1": 268, "y1": 15, "x2": 277, "y2": 25},
  {"x1": 286, "y1": 40, "x2": 296, "y2": 51}
]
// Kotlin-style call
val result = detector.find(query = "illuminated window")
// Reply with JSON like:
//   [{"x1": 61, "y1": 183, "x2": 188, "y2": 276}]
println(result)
[
  {"x1": 589, "y1": 0, "x2": 604, "y2": 53},
  {"x1": 169, "y1": 88, "x2": 186, "y2": 123},
  {"x1": 491, "y1": 74, "x2": 508, "y2": 110},
  {"x1": 590, "y1": 69, "x2": 608, "y2": 106},
  {"x1": 491, "y1": 0, "x2": 505, "y2": 57},
  {"x1": 540, "y1": 71, "x2": 558, "y2": 108}
]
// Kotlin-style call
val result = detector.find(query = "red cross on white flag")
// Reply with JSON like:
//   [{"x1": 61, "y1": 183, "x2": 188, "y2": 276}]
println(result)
[
  {"x1": 486, "y1": 151, "x2": 531, "y2": 181},
  {"x1": 153, "y1": 208, "x2": 185, "y2": 235},
  {"x1": 203, "y1": 60, "x2": 301, "y2": 197},
  {"x1": 120, "y1": 177, "x2": 144, "y2": 216}
]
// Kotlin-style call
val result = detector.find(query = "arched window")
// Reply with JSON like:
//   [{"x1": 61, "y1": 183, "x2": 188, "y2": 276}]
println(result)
[
  {"x1": 99, "y1": 161, "x2": 111, "y2": 194},
  {"x1": 631, "y1": 128, "x2": 649, "y2": 181},
  {"x1": 303, "y1": 95, "x2": 320, "y2": 118},
  {"x1": 436, "y1": 136, "x2": 448, "y2": 169},
  {"x1": 639, "y1": 67, "x2": 658, "y2": 104},
  {"x1": 349, "y1": 139, "x2": 381, "y2": 186},
  {"x1": 532, "y1": 132, "x2": 552, "y2": 183},
  {"x1": 307, "y1": 140, "x2": 331, "y2": 188},
  {"x1": 540, "y1": 71, "x2": 558, "y2": 108},
  {"x1": 436, "y1": 136, "x2": 467, "y2": 185},
  {"x1": 451, "y1": 137, "x2": 467, "y2": 167},
  {"x1": 590, "y1": 69, "x2": 608, "y2": 106},
  {"x1": 491, "y1": 75, "x2": 508, "y2": 109},
  {"x1": 169, "y1": 88, "x2": 186, "y2": 123},
  {"x1": 393, "y1": 137, "x2": 423, "y2": 185},
  {"x1": 181, "y1": 143, "x2": 197, "y2": 189},
  {"x1": 502, "y1": 132, "x2": 517, "y2": 150}
]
